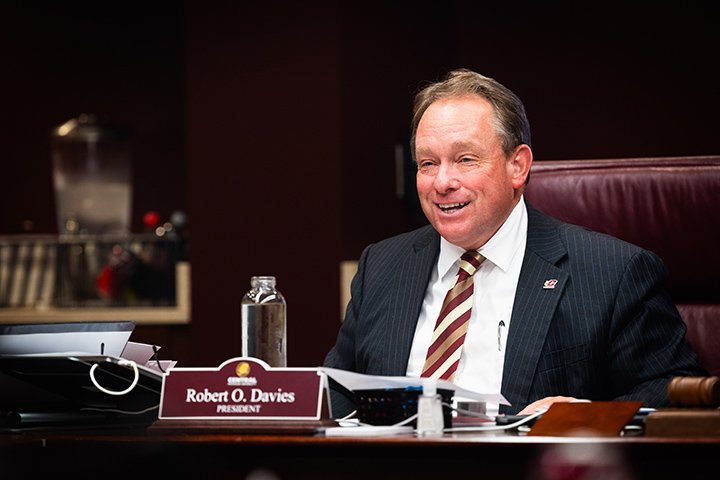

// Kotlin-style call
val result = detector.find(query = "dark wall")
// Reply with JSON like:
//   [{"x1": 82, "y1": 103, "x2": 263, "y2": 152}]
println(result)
[
  {"x1": 185, "y1": 2, "x2": 343, "y2": 367},
  {"x1": 2, "y1": 2, "x2": 718, "y2": 368},
  {"x1": 0, "y1": 3, "x2": 186, "y2": 235}
]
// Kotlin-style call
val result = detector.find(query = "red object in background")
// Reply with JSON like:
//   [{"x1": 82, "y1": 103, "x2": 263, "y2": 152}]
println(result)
[
  {"x1": 96, "y1": 265, "x2": 117, "y2": 298},
  {"x1": 96, "y1": 245, "x2": 139, "y2": 300},
  {"x1": 143, "y1": 210, "x2": 161, "y2": 230}
]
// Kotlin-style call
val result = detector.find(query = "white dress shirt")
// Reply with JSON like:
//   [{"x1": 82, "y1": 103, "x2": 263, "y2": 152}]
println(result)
[{"x1": 406, "y1": 197, "x2": 528, "y2": 416}]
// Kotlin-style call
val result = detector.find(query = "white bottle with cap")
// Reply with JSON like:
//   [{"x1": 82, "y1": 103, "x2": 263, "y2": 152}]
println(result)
[{"x1": 416, "y1": 378, "x2": 444, "y2": 436}]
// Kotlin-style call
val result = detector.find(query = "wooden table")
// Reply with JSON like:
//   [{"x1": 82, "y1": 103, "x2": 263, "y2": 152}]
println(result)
[{"x1": 1, "y1": 424, "x2": 718, "y2": 479}]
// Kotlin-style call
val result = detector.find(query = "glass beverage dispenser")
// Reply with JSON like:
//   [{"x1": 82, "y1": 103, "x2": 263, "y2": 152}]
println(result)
[{"x1": 51, "y1": 114, "x2": 132, "y2": 235}]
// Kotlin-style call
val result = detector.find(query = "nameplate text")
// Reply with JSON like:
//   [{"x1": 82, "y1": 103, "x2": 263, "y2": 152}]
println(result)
[{"x1": 159, "y1": 357, "x2": 324, "y2": 420}]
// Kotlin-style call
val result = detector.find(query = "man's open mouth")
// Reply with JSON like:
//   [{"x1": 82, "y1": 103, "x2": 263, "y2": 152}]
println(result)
[{"x1": 437, "y1": 202, "x2": 469, "y2": 213}]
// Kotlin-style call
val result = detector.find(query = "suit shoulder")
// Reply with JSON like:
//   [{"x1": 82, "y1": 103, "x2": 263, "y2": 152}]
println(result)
[
  {"x1": 354, "y1": 225, "x2": 437, "y2": 273},
  {"x1": 363, "y1": 224, "x2": 437, "y2": 255}
]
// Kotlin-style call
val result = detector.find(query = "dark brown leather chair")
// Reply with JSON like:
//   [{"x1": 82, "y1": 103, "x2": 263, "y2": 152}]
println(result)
[{"x1": 525, "y1": 156, "x2": 720, "y2": 376}]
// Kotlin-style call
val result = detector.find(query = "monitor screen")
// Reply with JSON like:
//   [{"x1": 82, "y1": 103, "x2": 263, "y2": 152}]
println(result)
[{"x1": 0, "y1": 321, "x2": 134, "y2": 357}]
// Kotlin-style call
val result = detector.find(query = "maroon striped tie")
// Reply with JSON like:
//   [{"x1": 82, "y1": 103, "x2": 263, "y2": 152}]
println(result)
[{"x1": 421, "y1": 250, "x2": 485, "y2": 381}]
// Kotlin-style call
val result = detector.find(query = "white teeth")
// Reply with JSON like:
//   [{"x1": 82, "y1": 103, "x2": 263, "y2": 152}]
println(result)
[{"x1": 438, "y1": 202, "x2": 468, "y2": 210}]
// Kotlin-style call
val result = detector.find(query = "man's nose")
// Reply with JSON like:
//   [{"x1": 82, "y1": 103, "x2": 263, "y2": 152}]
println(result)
[{"x1": 434, "y1": 163, "x2": 460, "y2": 192}]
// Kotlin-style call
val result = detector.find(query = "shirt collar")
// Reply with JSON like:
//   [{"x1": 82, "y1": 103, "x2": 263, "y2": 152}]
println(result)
[{"x1": 438, "y1": 196, "x2": 528, "y2": 278}]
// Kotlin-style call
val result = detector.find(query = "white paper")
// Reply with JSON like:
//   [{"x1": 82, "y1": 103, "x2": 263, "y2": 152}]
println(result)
[
  {"x1": 318, "y1": 367, "x2": 509, "y2": 405},
  {"x1": 121, "y1": 341, "x2": 158, "y2": 364},
  {"x1": 120, "y1": 341, "x2": 177, "y2": 374},
  {"x1": 145, "y1": 359, "x2": 177, "y2": 373}
]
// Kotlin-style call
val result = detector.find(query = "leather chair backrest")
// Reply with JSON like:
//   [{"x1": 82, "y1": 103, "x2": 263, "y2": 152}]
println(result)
[{"x1": 525, "y1": 156, "x2": 720, "y2": 376}]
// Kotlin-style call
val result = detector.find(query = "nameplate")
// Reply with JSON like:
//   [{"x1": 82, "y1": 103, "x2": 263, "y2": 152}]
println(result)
[{"x1": 159, "y1": 357, "x2": 325, "y2": 420}]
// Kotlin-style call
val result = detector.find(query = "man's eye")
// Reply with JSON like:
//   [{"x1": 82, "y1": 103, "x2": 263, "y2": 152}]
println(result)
[
  {"x1": 418, "y1": 161, "x2": 436, "y2": 170},
  {"x1": 458, "y1": 157, "x2": 480, "y2": 167}
]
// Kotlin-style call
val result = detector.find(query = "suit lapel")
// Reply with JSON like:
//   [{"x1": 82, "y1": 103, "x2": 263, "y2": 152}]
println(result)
[
  {"x1": 501, "y1": 206, "x2": 569, "y2": 411},
  {"x1": 383, "y1": 227, "x2": 439, "y2": 375}
]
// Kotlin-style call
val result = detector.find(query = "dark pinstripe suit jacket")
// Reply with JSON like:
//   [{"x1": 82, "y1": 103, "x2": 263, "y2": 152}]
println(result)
[{"x1": 323, "y1": 205, "x2": 705, "y2": 416}]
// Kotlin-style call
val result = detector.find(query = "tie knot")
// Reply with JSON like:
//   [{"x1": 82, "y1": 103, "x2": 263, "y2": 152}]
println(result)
[{"x1": 458, "y1": 250, "x2": 485, "y2": 279}]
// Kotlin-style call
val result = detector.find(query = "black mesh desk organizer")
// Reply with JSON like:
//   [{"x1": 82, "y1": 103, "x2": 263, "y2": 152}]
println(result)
[{"x1": 0, "y1": 354, "x2": 162, "y2": 431}]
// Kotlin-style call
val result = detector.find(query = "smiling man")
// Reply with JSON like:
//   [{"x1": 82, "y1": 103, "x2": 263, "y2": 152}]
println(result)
[{"x1": 323, "y1": 69, "x2": 704, "y2": 418}]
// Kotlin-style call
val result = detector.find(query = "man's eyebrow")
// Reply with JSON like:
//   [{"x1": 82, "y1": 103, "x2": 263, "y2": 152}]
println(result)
[
  {"x1": 415, "y1": 146, "x2": 433, "y2": 158},
  {"x1": 450, "y1": 140, "x2": 481, "y2": 151},
  {"x1": 416, "y1": 141, "x2": 480, "y2": 155}
]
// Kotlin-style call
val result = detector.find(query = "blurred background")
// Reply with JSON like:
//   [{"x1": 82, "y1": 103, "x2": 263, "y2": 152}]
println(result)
[{"x1": 1, "y1": 1, "x2": 718, "y2": 368}]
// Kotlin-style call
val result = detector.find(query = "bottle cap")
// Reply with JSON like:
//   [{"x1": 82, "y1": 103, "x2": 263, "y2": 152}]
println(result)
[
  {"x1": 251, "y1": 276, "x2": 276, "y2": 288},
  {"x1": 422, "y1": 378, "x2": 437, "y2": 396}
]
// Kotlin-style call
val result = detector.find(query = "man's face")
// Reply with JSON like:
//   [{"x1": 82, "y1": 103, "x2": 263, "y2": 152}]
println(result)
[{"x1": 415, "y1": 95, "x2": 531, "y2": 250}]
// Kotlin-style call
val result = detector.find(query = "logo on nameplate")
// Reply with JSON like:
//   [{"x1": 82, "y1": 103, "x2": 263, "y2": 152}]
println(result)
[{"x1": 159, "y1": 357, "x2": 324, "y2": 420}]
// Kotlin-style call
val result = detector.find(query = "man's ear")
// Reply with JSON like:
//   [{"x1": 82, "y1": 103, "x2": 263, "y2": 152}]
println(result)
[{"x1": 509, "y1": 144, "x2": 533, "y2": 189}]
